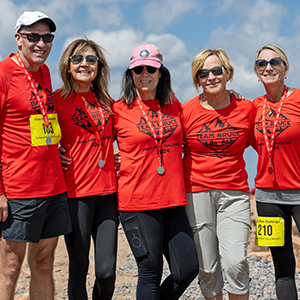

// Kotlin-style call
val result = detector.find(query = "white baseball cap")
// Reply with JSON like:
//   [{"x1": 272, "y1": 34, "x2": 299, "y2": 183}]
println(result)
[{"x1": 15, "y1": 11, "x2": 56, "y2": 33}]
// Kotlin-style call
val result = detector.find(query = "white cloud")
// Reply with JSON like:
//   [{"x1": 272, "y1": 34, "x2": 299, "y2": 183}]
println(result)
[
  {"x1": 142, "y1": 0, "x2": 197, "y2": 32},
  {"x1": 57, "y1": 28, "x2": 193, "y2": 100},
  {"x1": 87, "y1": 5, "x2": 125, "y2": 29},
  {"x1": 203, "y1": 0, "x2": 290, "y2": 100}
]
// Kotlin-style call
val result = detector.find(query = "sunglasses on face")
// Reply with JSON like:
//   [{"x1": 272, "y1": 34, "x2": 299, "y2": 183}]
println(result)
[
  {"x1": 132, "y1": 66, "x2": 158, "y2": 75},
  {"x1": 69, "y1": 54, "x2": 99, "y2": 65},
  {"x1": 197, "y1": 66, "x2": 224, "y2": 79},
  {"x1": 255, "y1": 57, "x2": 283, "y2": 71},
  {"x1": 19, "y1": 32, "x2": 54, "y2": 43}
]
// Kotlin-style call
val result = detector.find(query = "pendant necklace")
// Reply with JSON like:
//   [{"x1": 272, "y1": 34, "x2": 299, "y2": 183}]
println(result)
[
  {"x1": 136, "y1": 98, "x2": 165, "y2": 175},
  {"x1": 261, "y1": 86, "x2": 288, "y2": 173},
  {"x1": 16, "y1": 52, "x2": 52, "y2": 145},
  {"x1": 77, "y1": 94, "x2": 106, "y2": 168}
]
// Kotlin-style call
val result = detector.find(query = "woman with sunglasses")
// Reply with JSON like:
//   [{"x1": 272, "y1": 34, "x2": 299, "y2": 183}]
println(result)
[
  {"x1": 112, "y1": 43, "x2": 199, "y2": 299},
  {"x1": 182, "y1": 48, "x2": 255, "y2": 300},
  {"x1": 253, "y1": 45, "x2": 300, "y2": 300},
  {"x1": 54, "y1": 38, "x2": 118, "y2": 300}
]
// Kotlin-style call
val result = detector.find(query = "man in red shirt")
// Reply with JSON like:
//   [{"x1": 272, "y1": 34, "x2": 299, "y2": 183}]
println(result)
[{"x1": 0, "y1": 11, "x2": 71, "y2": 300}]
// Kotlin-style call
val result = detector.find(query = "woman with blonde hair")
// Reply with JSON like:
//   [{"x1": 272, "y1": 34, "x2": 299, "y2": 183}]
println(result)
[
  {"x1": 253, "y1": 44, "x2": 300, "y2": 300},
  {"x1": 55, "y1": 38, "x2": 118, "y2": 300},
  {"x1": 182, "y1": 48, "x2": 255, "y2": 300}
]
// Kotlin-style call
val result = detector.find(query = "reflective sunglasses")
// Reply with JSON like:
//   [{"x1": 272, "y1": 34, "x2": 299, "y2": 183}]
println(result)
[
  {"x1": 132, "y1": 66, "x2": 158, "y2": 75},
  {"x1": 19, "y1": 32, "x2": 54, "y2": 43},
  {"x1": 69, "y1": 54, "x2": 99, "y2": 65},
  {"x1": 255, "y1": 57, "x2": 283, "y2": 71},
  {"x1": 197, "y1": 66, "x2": 223, "y2": 79}
]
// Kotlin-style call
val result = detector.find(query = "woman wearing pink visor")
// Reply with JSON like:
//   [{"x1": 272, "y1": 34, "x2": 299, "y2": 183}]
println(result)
[{"x1": 112, "y1": 43, "x2": 199, "y2": 299}]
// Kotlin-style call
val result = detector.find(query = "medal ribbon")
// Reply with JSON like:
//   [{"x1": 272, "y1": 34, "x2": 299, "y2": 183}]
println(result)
[
  {"x1": 77, "y1": 94, "x2": 106, "y2": 161},
  {"x1": 261, "y1": 85, "x2": 288, "y2": 170},
  {"x1": 16, "y1": 52, "x2": 49, "y2": 127},
  {"x1": 136, "y1": 98, "x2": 164, "y2": 168}
]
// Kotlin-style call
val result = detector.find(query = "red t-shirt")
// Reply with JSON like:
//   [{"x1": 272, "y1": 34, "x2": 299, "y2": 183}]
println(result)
[
  {"x1": 253, "y1": 88, "x2": 300, "y2": 189},
  {"x1": 182, "y1": 95, "x2": 255, "y2": 193},
  {"x1": 0, "y1": 54, "x2": 66, "y2": 198},
  {"x1": 54, "y1": 90, "x2": 116, "y2": 198},
  {"x1": 112, "y1": 97, "x2": 187, "y2": 211}
]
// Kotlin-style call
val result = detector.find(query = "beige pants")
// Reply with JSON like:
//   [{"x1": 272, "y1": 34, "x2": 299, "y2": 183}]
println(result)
[{"x1": 185, "y1": 190, "x2": 251, "y2": 298}]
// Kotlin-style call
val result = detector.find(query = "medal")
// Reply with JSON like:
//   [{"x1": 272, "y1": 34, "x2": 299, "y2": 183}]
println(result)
[
  {"x1": 98, "y1": 159, "x2": 105, "y2": 168},
  {"x1": 157, "y1": 166, "x2": 165, "y2": 175},
  {"x1": 136, "y1": 98, "x2": 165, "y2": 174},
  {"x1": 261, "y1": 86, "x2": 288, "y2": 172},
  {"x1": 46, "y1": 136, "x2": 52, "y2": 145},
  {"x1": 78, "y1": 95, "x2": 107, "y2": 168}
]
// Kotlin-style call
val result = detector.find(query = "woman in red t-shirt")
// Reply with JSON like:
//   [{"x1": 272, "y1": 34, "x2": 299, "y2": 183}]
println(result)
[
  {"x1": 112, "y1": 43, "x2": 198, "y2": 299},
  {"x1": 182, "y1": 48, "x2": 255, "y2": 300},
  {"x1": 55, "y1": 39, "x2": 118, "y2": 300},
  {"x1": 253, "y1": 44, "x2": 300, "y2": 300}
]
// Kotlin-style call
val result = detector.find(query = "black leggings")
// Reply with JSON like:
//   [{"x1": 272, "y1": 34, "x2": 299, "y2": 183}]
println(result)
[
  {"x1": 119, "y1": 206, "x2": 199, "y2": 300},
  {"x1": 65, "y1": 194, "x2": 119, "y2": 300},
  {"x1": 256, "y1": 202, "x2": 300, "y2": 300}
]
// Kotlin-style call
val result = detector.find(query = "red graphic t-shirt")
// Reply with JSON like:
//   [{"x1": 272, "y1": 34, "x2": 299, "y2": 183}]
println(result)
[
  {"x1": 254, "y1": 88, "x2": 300, "y2": 189},
  {"x1": 112, "y1": 97, "x2": 187, "y2": 211},
  {"x1": 54, "y1": 90, "x2": 116, "y2": 197},
  {"x1": 182, "y1": 95, "x2": 255, "y2": 193},
  {"x1": 0, "y1": 54, "x2": 66, "y2": 198}
]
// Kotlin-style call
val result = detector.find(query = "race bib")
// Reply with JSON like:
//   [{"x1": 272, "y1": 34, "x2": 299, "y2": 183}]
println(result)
[
  {"x1": 255, "y1": 216, "x2": 285, "y2": 247},
  {"x1": 30, "y1": 114, "x2": 61, "y2": 146}
]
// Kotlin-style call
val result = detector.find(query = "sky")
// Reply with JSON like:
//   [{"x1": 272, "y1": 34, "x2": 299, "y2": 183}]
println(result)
[{"x1": 1, "y1": 0, "x2": 300, "y2": 187}]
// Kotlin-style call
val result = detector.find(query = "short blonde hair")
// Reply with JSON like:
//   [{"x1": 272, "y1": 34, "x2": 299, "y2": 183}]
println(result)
[
  {"x1": 191, "y1": 48, "x2": 234, "y2": 91},
  {"x1": 254, "y1": 44, "x2": 289, "y2": 73}
]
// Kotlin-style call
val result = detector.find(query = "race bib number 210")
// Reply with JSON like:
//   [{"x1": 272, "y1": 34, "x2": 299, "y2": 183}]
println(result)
[{"x1": 255, "y1": 216, "x2": 285, "y2": 247}]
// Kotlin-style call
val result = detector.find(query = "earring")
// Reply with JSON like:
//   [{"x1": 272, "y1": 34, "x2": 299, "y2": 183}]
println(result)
[
  {"x1": 285, "y1": 76, "x2": 287, "y2": 79},
  {"x1": 258, "y1": 79, "x2": 260, "y2": 82}
]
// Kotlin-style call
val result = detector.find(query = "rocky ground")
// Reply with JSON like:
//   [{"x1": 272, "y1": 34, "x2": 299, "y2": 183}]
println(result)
[{"x1": 14, "y1": 196, "x2": 300, "y2": 299}]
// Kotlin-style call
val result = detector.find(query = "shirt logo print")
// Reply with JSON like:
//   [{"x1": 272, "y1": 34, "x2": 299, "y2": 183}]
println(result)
[
  {"x1": 196, "y1": 117, "x2": 240, "y2": 153},
  {"x1": 71, "y1": 100, "x2": 109, "y2": 134},
  {"x1": 136, "y1": 109, "x2": 178, "y2": 144},
  {"x1": 255, "y1": 109, "x2": 291, "y2": 139},
  {"x1": 29, "y1": 83, "x2": 54, "y2": 113}
]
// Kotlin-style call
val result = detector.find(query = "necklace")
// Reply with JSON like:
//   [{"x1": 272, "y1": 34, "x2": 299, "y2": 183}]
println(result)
[
  {"x1": 136, "y1": 98, "x2": 165, "y2": 175},
  {"x1": 16, "y1": 52, "x2": 52, "y2": 145},
  {"x1": 77, "y1": 93, "x2": 106, "y2": 168},
  {"x1": 261, "y1": 85, "x2": 288, "y2": 173}
]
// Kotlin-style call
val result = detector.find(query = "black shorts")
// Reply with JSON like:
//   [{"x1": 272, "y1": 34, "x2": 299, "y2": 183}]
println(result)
[{"x1": 0, "y1": 192, "x2": 72, "y2": 243}]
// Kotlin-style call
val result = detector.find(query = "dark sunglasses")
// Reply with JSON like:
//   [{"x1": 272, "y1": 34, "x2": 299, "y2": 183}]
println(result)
[
  {"x1": 255, "y1": 57, "x2": 283, "y2": 71},
  {"x1": 19, "y1": 32, "x2": 54, "y2": 43},
  {"x1": 132, "y1": 66, "x2": 158, "y2": 75},
  {"x1": 197, "y1": 66, "x2": 223, "y2": 79},
  {"x1": 69, "y1": 54, "x2": 99, "y2": 65}
]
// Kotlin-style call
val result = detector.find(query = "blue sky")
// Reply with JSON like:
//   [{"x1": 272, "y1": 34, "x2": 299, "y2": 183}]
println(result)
[{"x1": 1, "y1": 0, "x2": 300, "y2": 187}]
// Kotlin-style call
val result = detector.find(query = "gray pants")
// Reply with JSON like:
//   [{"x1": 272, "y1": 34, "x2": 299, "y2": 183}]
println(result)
[{"x1": 185, "y1": 190, "x2": 251, "y2": 298}]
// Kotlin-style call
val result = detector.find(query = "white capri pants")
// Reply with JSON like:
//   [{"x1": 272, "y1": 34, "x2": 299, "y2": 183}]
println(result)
[{"x1": 185, "y1": 190, "x2": 251, "y2": 298}]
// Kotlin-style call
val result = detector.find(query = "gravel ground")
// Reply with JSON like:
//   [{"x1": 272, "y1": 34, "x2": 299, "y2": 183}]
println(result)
[
  {"x1": 15, "y1": 227, "x2": 300, "y2": 299},
  {"x1": 113, "y1": 248, "x2": 300, "y2": 300}
]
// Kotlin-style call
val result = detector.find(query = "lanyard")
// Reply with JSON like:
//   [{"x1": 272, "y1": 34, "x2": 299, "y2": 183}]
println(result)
[
  {"x1": 76, "y1": 94, "x2": 106, "y2": 168},
  {"x1": 136, "y1": 98, "x2": 165, "y2": 175},
  {"x1": 261, "y1": 86, "x2": 288, "y2": 172},
  {"x1": 16, "y1": 52, "x2": 49, "y2": 127}
]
